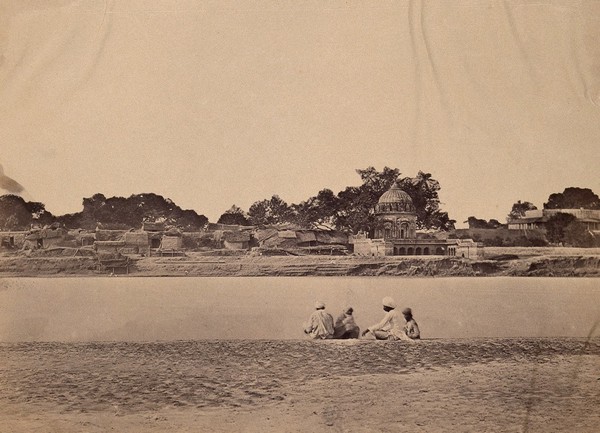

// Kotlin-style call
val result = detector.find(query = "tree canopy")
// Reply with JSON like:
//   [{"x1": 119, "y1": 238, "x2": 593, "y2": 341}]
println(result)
[
  {"x1": 465, "y1": 216, "x2": 503, "y2": 229},
  {"x1": 507, "y1": 200, "x2": 537, "y2": 220},
  {"x1": 544, "y1": 187, "x2": 600, "y2": 210},
  {"x1": 56, "y1": 193, "x2": 208, "y2": 230},
  {"x1": 217, "y1": 205, "x2": 251, "y2": 226},
  {"x1": 0, "y1": 195, "x2": 54, "y2": 230},
  {"x1": 544, "y1": 212, "x2": 577, "y2": 244},
  {"x1": 244, "y1": 167, "x2": 455, "y2": 233},
  {"x1": 247, "y1": 195, "x2": 293, "y2": 226}
]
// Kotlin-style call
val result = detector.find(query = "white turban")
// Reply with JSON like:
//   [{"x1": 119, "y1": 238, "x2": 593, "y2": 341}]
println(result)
[{"x1": 382, "y1": 296, "x2": 396, "y2": 309}]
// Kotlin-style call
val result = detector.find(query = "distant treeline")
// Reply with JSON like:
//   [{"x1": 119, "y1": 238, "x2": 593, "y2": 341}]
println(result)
[
  {"x1": 0, "y1": 167, "x2": 454, "y2": 234},
  {"x1": 0, "y1": 193, "x2": 208, "y2": 231},
  {"x1": 217, "y1": 167, "x2": 455, "y2": 234},
  {"x1": 2, "y1": 168, "x2": 598, "y2": 240}
]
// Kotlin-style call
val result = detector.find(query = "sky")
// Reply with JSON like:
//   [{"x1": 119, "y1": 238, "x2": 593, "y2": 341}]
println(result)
[{"x1": 1, "y1": 0, "x2": 599, "y2": 227}]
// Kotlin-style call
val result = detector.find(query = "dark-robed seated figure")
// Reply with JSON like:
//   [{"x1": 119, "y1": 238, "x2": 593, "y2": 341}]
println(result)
[
  {"x1": 401, "y1": 307, "x2": 420, "y2": 340},
  {"x1": 333, "y1": 306, "x2": 360, "y2": 339}
]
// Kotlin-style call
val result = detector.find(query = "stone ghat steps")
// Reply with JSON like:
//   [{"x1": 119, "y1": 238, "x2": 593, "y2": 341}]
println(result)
[
  {"x1": 251, "y1": 263, "x2": 356, "y2": 276},
  {"x1": 120, "y1": 255, "x2": 600, "y2": 277}
]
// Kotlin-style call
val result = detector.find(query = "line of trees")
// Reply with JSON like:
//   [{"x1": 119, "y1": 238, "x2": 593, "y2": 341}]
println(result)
[
  {"x1": 218, "y1": 167, "x2": 456, "y2": 234},
  {"x1": 0, "y1": 193, "x2": 208, "y2": 231},
  {"x1": 0, "y1": 195, "x2": 55, "y2": 231}
]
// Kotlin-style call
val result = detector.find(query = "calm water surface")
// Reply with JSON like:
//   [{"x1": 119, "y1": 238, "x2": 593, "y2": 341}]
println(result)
[{"x1": 0, "y1": 277, "x2": 598, "y2": 341}]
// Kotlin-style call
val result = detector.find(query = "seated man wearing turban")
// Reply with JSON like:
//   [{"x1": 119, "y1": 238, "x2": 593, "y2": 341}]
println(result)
[
  {"x1": 303, "y1": 301, "x2": 335, "y2": 339},
  {"x1": 362, "y1": 296, "x2": 409, "y2": 341}
]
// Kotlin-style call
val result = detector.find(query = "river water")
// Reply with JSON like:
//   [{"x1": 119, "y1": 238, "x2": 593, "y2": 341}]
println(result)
[{"x1": 0, "y1": 277, "x2": 598, "y2": 341}]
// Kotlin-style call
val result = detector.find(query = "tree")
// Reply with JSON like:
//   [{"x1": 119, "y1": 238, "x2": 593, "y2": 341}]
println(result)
[
  {"x1": 545, "y1": 212, "x2": 576, "y2": 244},
  {"x1": 2, "y1": 214, "x2": 19, "y2": 231},
  {"x1": 398, "y1": 171, "x2": 455, "y2": 230},
  {"x1": 564, "y1": 222, "x2": 596, "y2": 247},
  {"x1": 465, "y1": 217, "x2": 504, "y2": 229},
  {"x1": 465, "y1": 216, "x2": 490, "y2": 229},
  {"x1": 0, "y1": 195, "x2": 55, "y2": 230},
  {"x1": 329, "y1": 167, "x2": 399, "y2": 234},
  {"x1": 544, "y1": 187, "x2": 600, "y2": 210},
  {"x1": 217, "y1": 205, "x2": 251, "y2": 226},
  {"x1": 243, "y1": 167, "x2": 454, "y2": 233},
  {"x1": 57, "y1": 193, "x2": 208, "y2": 230},
  {"x1": 248, "y1": 195, "x2": 292, "y2": 226},
  {"x1": 488, "y1": 219, "x2": 503, "y2": 229},
  {"x1": 330, "y1": 168, "x2": 454, "y2": 233},
  {"x1": 334, "y1": 185, "x2": 380, "y2": 234},
  {"x1": 291, "y1": 189, "x2": 339, "y2": 228},
  {"x1": 508, "y1": 200, "x2": 538, "y2": 220}
]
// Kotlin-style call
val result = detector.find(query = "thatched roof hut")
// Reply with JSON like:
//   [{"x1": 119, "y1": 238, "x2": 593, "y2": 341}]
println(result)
[
  {"x1": 142, "y1": 221, "x2": 165, "y2": 232},
  {"x1": 278, "y1": 230, "x2": 297, "y2": 239},
  {"x1": 223, "y1": 231, "x2": 251, "y2": 250},
  {"x1": 94, "y1": 240, "x2": 126, "y2": 254},
  {"x1": 95, "y1": 229, "x2": 127, "y2": 241},
  {"x1": 296, "y1": 231, "x2": 317, "y2": 246},
  {"x1": 161, "y1": 235, "x2": 183, "y2": 250},
  {"x1": 124, "y1": 231, "x2": 150, "y2": 247},
  {"x1": 315, "y1": 231, "x2": 348, "y2": 245},
  {"x1": 254, "y1": 229, "x2": 278, "y2": 244}
]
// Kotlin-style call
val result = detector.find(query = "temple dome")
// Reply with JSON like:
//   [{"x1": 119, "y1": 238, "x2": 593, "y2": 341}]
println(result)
[{"x1": 376, "y1": 182, "x2": 415, "y2": 213}]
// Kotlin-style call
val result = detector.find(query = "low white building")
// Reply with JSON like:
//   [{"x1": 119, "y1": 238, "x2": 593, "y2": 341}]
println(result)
[{"x1": 508, "y1": 209, "x2": 600, "y2": 232}]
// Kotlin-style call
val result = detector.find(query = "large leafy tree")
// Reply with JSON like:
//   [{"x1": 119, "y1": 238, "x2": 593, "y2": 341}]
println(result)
[
  {"x1": 465, "y1": 216, "x2": 502, "y2": 229},
  {"x1": 564, "y1": 222, "x2": 596, "y2": 247},
  {"x1": 508, "y1": 200, "x2": 538, "y2": 220},
  {"x1": 545, "y1": 212, "x2": 577, "y2": 244},
  {"x1": 244, "y1": 167, "x2": 454, "y2": 232},
  {"x1": 0, "y1": 195, "x2": 54, "y2": 230},
  {"x1": 290, "y1": 167, "x2": 454, "y2": 233},
  {"x1": 397, "y1": 171, "x2": 455, "y2": 230},
  {"x1": 57, "y1": 193, "x2": 208, "y2": 230},
  {"x1": 247, "y1": 195, "x2": 292, "y2": 226},
  {"x1": 291, "y1": 188, "x2": 339, "y2": 228},
  {"x1": 332, "y1": 166, "x2": 400, "y2": 234},
  {"x1": 544, "y1": 187, "x2": 600, "y2": 210},
  {"x1": 217, "y1": 205, "x2": 251, "y2": 226}
]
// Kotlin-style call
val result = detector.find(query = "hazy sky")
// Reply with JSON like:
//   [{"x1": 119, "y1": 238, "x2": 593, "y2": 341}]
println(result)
[{"x1": 1, "y1": 0, "x2": 599, "y2": 226}]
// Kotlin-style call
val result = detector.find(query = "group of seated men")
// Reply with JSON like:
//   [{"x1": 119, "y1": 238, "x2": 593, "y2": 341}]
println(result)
[{"x1": 303, "y1": 297, "x2": 420, "y2": 341}]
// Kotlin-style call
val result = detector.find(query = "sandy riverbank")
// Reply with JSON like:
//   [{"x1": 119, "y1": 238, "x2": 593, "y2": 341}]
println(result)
[{"x1": 0, "y1": 339, "x2": 598, "y2": 433}]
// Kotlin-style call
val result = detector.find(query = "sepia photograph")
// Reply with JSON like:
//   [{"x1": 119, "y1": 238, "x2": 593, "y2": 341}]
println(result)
[{"x1": 1, "y1": 1, "x2": 599, "y2": 432}]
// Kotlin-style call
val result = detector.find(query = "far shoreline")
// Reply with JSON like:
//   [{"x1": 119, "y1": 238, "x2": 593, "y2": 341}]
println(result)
[{"x1": 1, "y1": 247, "x2": 599, "y2": 278}]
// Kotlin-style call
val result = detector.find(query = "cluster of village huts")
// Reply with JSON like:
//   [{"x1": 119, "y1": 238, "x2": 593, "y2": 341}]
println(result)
[{"x1": 0, "y1": 222, "x2": 350, "y2": 257}]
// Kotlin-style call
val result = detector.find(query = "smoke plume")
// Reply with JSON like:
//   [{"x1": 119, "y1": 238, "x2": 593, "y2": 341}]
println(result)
[{"x1": 0, "y1": 164, "x2": 25, "y2": 194}]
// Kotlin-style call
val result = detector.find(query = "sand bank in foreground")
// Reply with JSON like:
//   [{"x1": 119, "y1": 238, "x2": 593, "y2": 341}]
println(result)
[{"x1": 1, "y1": 339, "x2": 598, "y2": 432}]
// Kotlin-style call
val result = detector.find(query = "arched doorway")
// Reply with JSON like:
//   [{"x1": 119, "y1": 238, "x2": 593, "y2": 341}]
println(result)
[
  {"x1": 415, "y1": 247, "x2": 422, "y2": 255},
  {"x1": 400, "y1": 223, "x2": 409, "y2": 239},
  {"x1": 407, "y1": 247, "x2": 414, "y2": 255},
  {"x1": 423, "y1": 247, "x2": 430, "y2": 255},
  {"x1": 399, "y1": 247, "x2": 406, "y2": 255}
]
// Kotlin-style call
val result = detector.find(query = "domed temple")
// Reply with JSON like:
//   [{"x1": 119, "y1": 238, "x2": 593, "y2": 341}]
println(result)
[
  {"x1": 374, "y1": 181, "x2": 417, "y2": 241},
  {"x1": 353, "y1": 179, "x2": 483, "y2": 258}
]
